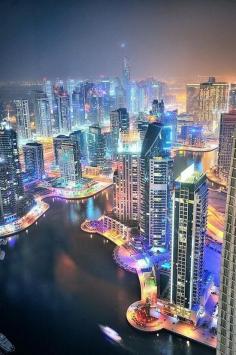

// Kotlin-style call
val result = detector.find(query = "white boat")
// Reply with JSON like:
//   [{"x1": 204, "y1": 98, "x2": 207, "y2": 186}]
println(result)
[
  {"x1": 0, "y1": 333, "x2": 15, "y2": 352},
  {"x1": 99, "y1": 325, "x2": 122, "y2": 343}
]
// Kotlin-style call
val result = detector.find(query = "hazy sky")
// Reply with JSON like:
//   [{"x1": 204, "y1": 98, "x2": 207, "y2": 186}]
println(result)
[{"x1": 1, "y1": 0, "x2": 236, "y2": 81}]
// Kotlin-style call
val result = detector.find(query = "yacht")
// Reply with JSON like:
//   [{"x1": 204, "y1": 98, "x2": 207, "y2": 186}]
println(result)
[
  {"x1": 0, "y1": 333, "x2": 15, "y2": 352},
  {"x1": 99, "y1": 325, "x2": 122, "y2": 343}
]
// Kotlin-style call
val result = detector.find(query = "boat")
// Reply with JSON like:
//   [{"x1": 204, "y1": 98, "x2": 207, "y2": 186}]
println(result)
[
  {"x1": 0, "y1": 333, "x2": 15, "y2": 352},
  {"x1": 99, "y1": 325, "x2": 122, "y2": 343}
]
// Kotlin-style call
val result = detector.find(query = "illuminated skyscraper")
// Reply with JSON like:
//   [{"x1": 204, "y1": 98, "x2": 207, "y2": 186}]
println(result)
[
  {"x1": 113, "y1": 132, "x2": 141, "y2": 222},
  {"x1": 14, "y1": 99, "x2": 31, "y2": 141},
  {"x1": 217, "y1": 133, "x2": 236, "y2": 355},
  {"x1": 122, "y1": 56, "x2": 131, "y2": 110},
  {"x1": 170, "y1": 165, "x2": 208, "y2": 310},
  {"x1": 43, "y1": 79, "x2": 54, "y2": 114},
  {"x1": 140, "y1": 122, "x2": 173, "y2": 248},
  {"x1": 72, "y1": 85, "x2": 85, "y2": 127},
  {"x1": 87, "y1": 125, "x2": 105, "y2": 167},
  {"x1": 66, "y1": 79, "x2": 76, "y2": 127},
  {"x1": 58, "y1": 140, "x2": 82, "y2": 185},
  {"x1": 34, "y1": 91, "x2": 52, "y2": 137},
  {"x1": 229, "y1": 83, "x2": 236, "y2": 111},
  {"x1": 54, "y1": 89, "x2": 71, "y2": 134},
  {"x1": 23, "y1": 142, "x2": 45, "y2": 180},
  {"x1": 186, "y1": 83, "x2": 200, "y2": 119},
  {"x1": 53, "y1": 135, "x2": 71, "y2": 165},
  {"x1": 70, "y1": 130, "x2": 87, "y2": 161},
  {"x1": 110, "y1": 108, "x2": 129, "y2": 158},
  {"x1": 199, "y1": 77, "x2": 229, "y2": 133},
  {"x1": 218, "y1": 111, "x2": 236, "y2": 181},
  {"x1": 0, "y1": 122, "x2": 34, "y2": 224}
]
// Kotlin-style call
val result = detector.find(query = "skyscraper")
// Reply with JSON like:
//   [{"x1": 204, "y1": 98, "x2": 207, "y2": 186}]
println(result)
[
  {"x1": 186, "y1": 83, "x2": 200, "y2": 119},
  {"x1": 113, "y1": 132, "x2": 141, "y2": 222},
  {"x1": 170, "y1": 165, "x2": 208, "y2": 310},
  {"x1": 218, "y1": 111, "x2": 236, "y2": 181},
  {"x1": 229, "y1": 83, "x2": 236, "y2": 111},
  {"x1": 140, "y1": 122, "x2": 173, "y2": 248},
  {"x1": 217, "y1": 133, "x2": 236, "y2": 355},
  {"x1": 122, "y1": 56, "x2": 131, "y2": 110},
  {"x1": 53, "y1": 135, "x2": 71, "y2": 165},
  {"x1": 23, "y1": 142, "x2": 45, "y2": 180},
  {"x1": 87, "y1": 125, "x2": 105, "y2": 167},
  {"x1": 43, "y1": 79, "x2": 54, "y2": 114},
  {"x1": 70, "y1": 130, "x2": 87, "y2": 161},
  {"x1": 58, "y1": 140, "x2": 82, "y2": 185},
  {"x1": 34, "y1": 91, "x2": 52, "y2": 137},
  {"x1": 110, "y1": 108, "x2": 129, "y2": 158},
  {"x1": 0, "y1": 122, "x2": 24, "y2": 198},
  {"x1": 14, "y1": 99, "x2": 31, "y2": 141},
  {"x1": 199, "y1": 77, "x2": 229, "y2": 134},
  {"x1": 0, "y1": 122, "x2": 34, "y2": 224},
  {"x1": 54, "y1": 88, "x2": 71, "y2": 134}
]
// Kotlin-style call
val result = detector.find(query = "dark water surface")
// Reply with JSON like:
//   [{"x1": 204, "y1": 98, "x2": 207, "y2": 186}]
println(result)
[{"x1": 0, "y1": 152, "x2": 216, "y2": 355}]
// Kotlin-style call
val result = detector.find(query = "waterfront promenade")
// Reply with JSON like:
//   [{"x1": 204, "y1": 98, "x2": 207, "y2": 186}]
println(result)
[{"x1": 0, "y1": 181, "x2": 112, "y2": 238}]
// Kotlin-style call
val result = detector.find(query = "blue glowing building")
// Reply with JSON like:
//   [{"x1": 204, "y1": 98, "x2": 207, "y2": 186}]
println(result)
[{"x1": 140, "y1": 122, "x2": 173, "y2": 249}]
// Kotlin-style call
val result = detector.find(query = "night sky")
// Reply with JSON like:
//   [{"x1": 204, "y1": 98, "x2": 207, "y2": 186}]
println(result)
[{"x1": 0, "y1": 0, "x2": 236, "y2": 81}]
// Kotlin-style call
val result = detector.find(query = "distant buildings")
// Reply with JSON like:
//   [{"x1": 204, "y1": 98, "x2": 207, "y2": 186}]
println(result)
[
  {"x1": 218, "y1": 111, "x2": 236, "y2": 181},
  {"x1": 14, "y1": 99, "x2": 31, "y2": 141},
  {"x1": 217, "y1": 133, "x2": 236, "y2": 354},
  {"x1": 140, "y1": 122, "x2": 173, "y2": 248},
  {"x1": 199, "y1": 77, "x2": 229, "y2": 134},
  {"x1": 34, "y1": 91, "x2": 52, "y2": 137},
  {"x1": 23, "y1": 142, "x2": 45, "y2": 180},
  {"x1": 54, "y1": 88, "x2": 71, "y2": 134},
  {"x1": 186, "y1": 83, "x2": 200, "y2": 119},
  {"x1": 229, "y1": 83, "x2": 236, "y2": 111},
  {"x1": 170, "y1": 165, "x2": 208, "y2": 310},
  {"x1": 180, "y1": 125, "x2": 204, "y2": 146}
]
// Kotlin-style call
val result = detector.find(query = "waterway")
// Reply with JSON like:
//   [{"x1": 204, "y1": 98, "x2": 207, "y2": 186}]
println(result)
[{"x1": 0, "y1": 151, "x2": 217, "y2": 355}]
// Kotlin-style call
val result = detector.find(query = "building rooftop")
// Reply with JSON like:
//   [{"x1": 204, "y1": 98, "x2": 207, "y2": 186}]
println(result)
[{"x1": 175, "y1": 164, "x2": 203, "y2": 184}]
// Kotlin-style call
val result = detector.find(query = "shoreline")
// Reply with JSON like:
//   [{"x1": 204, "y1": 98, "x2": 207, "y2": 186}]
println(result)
[{"x1": 0, "y1": 182, "x2": 112, "y2": 238}]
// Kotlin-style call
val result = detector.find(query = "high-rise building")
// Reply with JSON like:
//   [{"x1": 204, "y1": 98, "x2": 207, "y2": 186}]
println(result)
[
  {"x1": 113, "y1": 132, "x2": 141, "y2": 222},
  {"x1": 217, "y1": 133, "x2": 236, "y2": 355},
  {"x1": 116, "y1": 108, "x2": 129, "y2": 132},
  {"x1": 170, "y1": 164, "x2": 208, "y2": 310},
  {"x1": 53, "y1": 135, "x2": 71, "y2": 165},
  {"x1": 140, "y1": 122, "x2": 173, "y2": 248},
  {"x1": 58, "y1": 140, "x2": 82, "y2": 185},
  {"x1": 186, "y1": 83, "x2": 200, "y2": 119},
  {"x1": 0, "y1": 162, "x2": 18, "y2": 225},
  {"x1": 199, "y1": 77, "x2": 229, "y2": 133},
  {"x1": 23, "y1": 142, "x2": 45, "y2": 180},
  {"x1": 14, "y1": 99, "x2": 31, "y2": 141},
  {"x1": 70, "y1": 130, "x2": 87, "y2": 161},
  {"x1": 43, "y1": 79, "x2": 54, "y2": 114},
  {"x1": 0, "y1": 122, "x2": 34, "y2": 224},
  {"x1": 34, "y1": 91, "x2": 52, "y2": 137},
  {"x1": 229, "y1": 83, "x2": 236, "y2": 111},
  {"x1": 87, "y1": 125, "x2": 105, "y2": 167},
  {"x1": 110, "y1": 108, "x2": 130, "y2": 158},
  {"x1": 72, "y1": 85, "x2": 85, "y2": 127},
  {"x1": 54, "y1": 89, "x2": 71, "y2": 134},
  {"x1": 122, "y1": 56, "x2": 131, "y2": 110},
  {"x1": 218, "y1": 111, "x2": 236, "y2": 181}
]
